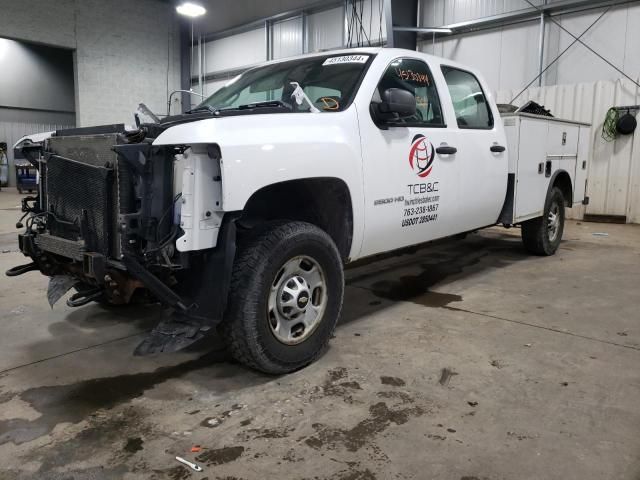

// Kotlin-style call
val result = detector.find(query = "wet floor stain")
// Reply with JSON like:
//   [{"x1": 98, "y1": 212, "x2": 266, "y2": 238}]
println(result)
[
  {"x1": 239, "y1": 426, "x2": 294, "y2": 440},
  {"x1": 366, "y1": 252, "x2": 482, "y2": 307},
  {"x1": 0, "y1": 351, "x2": 224, "y2": 445},
  {"x1": 357, "y1": 236, "x2": 528, "y2": 308},
  {"x1": 304, "y1": 401, "x2": 426, "y2": 452},
  {"x1": 334, "y1": 468, "x2": 377, "y2": 480},
  {"x1": 320, "y1": 367, "x2": 363, "y2": 403},
  {"x1": 195, "y1": 445, "x2": 245, "y2": 466},
  {"x1": 160, "y1": 465, "x2": 191, "y2": 480},
  {"x1": 380, "y1": 376, "x2": 405, "y2": 387},
  {"x1": 123, "y1": 436, "x2": 144, "y2": 453},
  {"x1": 36, "y1": 407, "x2": 150, "y2": 472},
  {"x1": 376, "y1": 390, "x2": 413, "y2": 404}
]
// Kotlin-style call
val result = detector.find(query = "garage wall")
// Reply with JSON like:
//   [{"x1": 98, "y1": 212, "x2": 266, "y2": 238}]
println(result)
[
  {"x1": 0, "y1": 38, "x2": 76, "y2": 186},
  {"x1": 0, "y1": 112, "x2": 74, "y2": 187},
  {"x1": 197, "y1": 0, "x2": 386, "y2": 98},
  {"x1": 418, "y1": 2, "x2": 640, "y2": 92},
  {"x1": 418, "y1": 1, "x2": 640, "y2": 223},
  {"x1": 0, "y1": 0, "x2": 182, "y2": 126},
  {"x1": 308, "y1": 6, "x2": 345, "y2": 52},
  {"x1": 496, "y1": 78, "x2": 640, "y2": 224}
]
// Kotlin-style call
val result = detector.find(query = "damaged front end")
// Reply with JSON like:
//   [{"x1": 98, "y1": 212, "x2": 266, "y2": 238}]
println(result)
[{"x1": 7, "y1": 124, "x2": 235, "y2": 354}]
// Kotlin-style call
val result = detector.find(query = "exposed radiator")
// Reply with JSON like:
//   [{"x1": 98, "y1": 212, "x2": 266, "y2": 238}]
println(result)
[
  {"x1": 43, "y1": 133, "x2": 134, "y2": 259},
  {"x1": 46, "y1": 155, "x2": 113, "y2": 255}
]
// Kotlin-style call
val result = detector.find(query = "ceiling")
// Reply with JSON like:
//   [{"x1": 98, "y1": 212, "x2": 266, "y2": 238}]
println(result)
[{"x1": 181, "y1": 0, "x2": 331, "y2": 34}]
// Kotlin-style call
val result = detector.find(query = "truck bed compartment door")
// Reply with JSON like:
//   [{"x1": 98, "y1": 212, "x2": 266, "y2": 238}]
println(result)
[
  {"x1": 547, "y1": 123, "x2": 579, "y2": 157},
  {"x1": 573, "y1": 125, "x2": 590, "y2": 205},
  {"x1": 515, "y1": 117, "x2": 549, "y2": 221}
]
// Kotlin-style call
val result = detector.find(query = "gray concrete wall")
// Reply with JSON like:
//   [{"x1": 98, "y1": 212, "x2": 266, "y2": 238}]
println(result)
[
  {"x1": 0, "y1": 39, "x2": 75, "y2": 113},
  {"x1": 0, "y1": 0, "x2": 182, "y2": 126}
]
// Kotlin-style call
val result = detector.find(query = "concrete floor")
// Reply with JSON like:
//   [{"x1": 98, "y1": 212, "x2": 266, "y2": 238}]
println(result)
[{"x1": 0, "y1": 186, "x2": 639, "y2": 480}]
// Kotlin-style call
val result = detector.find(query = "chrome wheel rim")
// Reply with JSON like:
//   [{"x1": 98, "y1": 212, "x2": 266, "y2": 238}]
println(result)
[
  {"x1": 547, "y1": 201, "x2": 561, "y2": 242},
  {"x1": 267, "y1": 255, "x2": 327, "y2": 345}
]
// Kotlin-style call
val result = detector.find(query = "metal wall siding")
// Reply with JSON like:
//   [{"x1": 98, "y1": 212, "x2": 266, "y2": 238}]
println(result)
[
  {"x1": 202, "y1": 28, "x2": 266, "y2": 74},
  {"x1": 421, "y1": 0, "x2": 546, "y2": 26},
  {"x1": 272, "y1": 17, "x2": 303, "y2": 60},
  {"x1": 496, "y1": 78, "x2": 640, "y2": 223},
  {"x1": 308, "y1": 7, "x2": 344, "y2": 52},
  {"x1": 0, "y1": 120, "x2": 74, "y2": 187}
]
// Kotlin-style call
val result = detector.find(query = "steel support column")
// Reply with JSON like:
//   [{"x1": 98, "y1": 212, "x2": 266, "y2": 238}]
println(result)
[
  {"x1": 179, "y1": 22, "x2": 191, "y2": 114},
  {"x1": 384, "y1": 0, "x2": 418, "y2": 50}
]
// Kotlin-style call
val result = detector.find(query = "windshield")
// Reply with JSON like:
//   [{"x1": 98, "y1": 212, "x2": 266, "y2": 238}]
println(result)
[{"x1": 196, "y1": 53, "x2": 374, "y2": 113}]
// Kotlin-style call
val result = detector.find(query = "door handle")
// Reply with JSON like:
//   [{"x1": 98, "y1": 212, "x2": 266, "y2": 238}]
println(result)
[
  {"x1": 490, "y1": 145, "x2": 506, "y2": 153},
  {"x1": 436, "y1": 146, "x2": 457, "y2": 155}
]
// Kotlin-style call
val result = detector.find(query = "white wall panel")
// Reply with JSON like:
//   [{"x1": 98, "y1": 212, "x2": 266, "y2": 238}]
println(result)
[
  {"x1": 0, "y1": 117, "x2": 74, "y2": 186},
  {"x1": 546, "y1": 6, "x2": 638, "y2": 86},
  {"x1": 496, "y1": 78, "x2": 640, "y2": 223},
  {"x1": 202, "y1": 28, "x2": 266, "y2": 75},
  {"x1": 421, "y1": 0, "x2": 546, "y2": 26},
  {"x1": 419, "y1": 3, "x2": 640, "y2": 94},
  {"x1": 272, "y1": 17, "x2": 303, "y2": 59},
  {"x1": 419, "y1": 22, "x2": 539, "y2": 92},
  {"x1": 308, "y1": 7, "x2": 344, "y2": 52}
]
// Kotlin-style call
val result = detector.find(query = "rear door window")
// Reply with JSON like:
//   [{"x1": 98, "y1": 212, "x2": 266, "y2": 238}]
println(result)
[{"x1": 441, "y1": 66, "x2": 493, "y2": 129}]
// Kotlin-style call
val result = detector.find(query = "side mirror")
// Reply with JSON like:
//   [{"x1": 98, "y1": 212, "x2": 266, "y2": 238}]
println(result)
[{"x1": 377, "y1": 88, "x2": 417, "y2": 121}]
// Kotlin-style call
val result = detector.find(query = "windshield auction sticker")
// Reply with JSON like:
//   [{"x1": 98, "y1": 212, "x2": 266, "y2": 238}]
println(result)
[{"x1": 322, "y1": 55, "x2": 369, "y2": 66}]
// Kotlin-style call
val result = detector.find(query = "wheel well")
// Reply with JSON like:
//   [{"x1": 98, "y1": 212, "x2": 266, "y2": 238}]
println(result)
[
  {"x1": 240, "y1": 178, "x2": 354, "y2": 260},
  {"x1": 552, "y1": 171, "x2": 573, "y2": 206}
]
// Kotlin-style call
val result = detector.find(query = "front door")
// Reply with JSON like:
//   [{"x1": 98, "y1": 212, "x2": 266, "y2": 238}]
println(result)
[{"x1": 359, "y1": 57, "x2": 464, "y2": 258}]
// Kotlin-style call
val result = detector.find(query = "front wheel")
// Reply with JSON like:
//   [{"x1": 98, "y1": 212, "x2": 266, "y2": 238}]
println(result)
[
  {"x1": 521, "y1": 186, "x2": 565, "y2": 255},
  {"x1": 220, "y1": 221, "x2": 344, "y2": 374}
]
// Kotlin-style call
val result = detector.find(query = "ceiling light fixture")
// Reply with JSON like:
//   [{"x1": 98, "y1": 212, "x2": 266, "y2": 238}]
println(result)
[{"x1": 176, "y1": 2, "x2": 206, "y2": 17}]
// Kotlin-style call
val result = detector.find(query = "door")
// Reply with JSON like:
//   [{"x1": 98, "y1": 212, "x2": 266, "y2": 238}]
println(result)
[
  {"x1": 359, "y1": 57, "x2": 464, "y2": 258},
  {"x1": 440, "y1": 66, "x2": 508, "y2": 229}
]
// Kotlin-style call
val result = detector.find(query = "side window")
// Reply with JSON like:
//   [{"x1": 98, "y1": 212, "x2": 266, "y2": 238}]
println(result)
[
  {"x1": 373, "y1": 58, "x2": 444, "y2": 127},
  {"x1": 441, "y1": 66, "x2": 494, "y2": 129}
]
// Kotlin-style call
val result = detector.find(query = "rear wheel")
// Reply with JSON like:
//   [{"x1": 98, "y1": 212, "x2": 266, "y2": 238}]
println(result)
[
  {"x1": 521, "y1": 186, "x2": 565, "y2": 255},
  {"x1": 220, "y1": 221, "x2": 344, "y2": 374}
]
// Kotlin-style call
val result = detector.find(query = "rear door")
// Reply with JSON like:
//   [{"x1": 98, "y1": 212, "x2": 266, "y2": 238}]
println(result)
[{"x1": 439, "y1": 66, "x2": 508, "y2": 229}]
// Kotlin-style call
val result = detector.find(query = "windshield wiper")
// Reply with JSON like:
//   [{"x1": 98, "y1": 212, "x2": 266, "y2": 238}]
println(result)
[
  {"x1": 187, "y1": 104, "x2": 219, "y2": 115},
  {"x1": 234, "y1": 100, "x2": 292, "y2": 110}
]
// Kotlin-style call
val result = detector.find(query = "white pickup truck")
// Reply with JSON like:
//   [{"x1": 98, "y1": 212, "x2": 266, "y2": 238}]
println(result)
[{"x1": 8, "y1": 48, "x2": 589, "y2": 374}]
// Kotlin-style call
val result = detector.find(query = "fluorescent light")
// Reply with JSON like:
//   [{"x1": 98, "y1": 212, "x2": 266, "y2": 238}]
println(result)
[
  {"x1": 176, "y1": 2, "x2": 206, "y2": 17},
  {"x1": 393, "y1": 27, "x2": 453, "y2": 34}
]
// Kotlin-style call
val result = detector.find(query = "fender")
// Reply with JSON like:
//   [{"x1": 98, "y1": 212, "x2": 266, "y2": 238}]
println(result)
[
  {"x1": 153, "y1": 110, "x2": 366, "y2": 259},
  {"x1": 546, "y1": 169, "x2": 573, "y2": 206}
]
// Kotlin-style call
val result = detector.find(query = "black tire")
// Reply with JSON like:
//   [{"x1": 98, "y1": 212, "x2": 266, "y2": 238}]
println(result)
[
  {"x1": 521, "y1": 186, "x2": 565, "y2": 256},
  {"x1": 220, "y1": 221, "x2": 344, "y2": 374}
]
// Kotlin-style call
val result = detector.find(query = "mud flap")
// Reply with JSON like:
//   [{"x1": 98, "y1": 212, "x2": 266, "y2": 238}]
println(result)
[
  {"x1": 133, "y1": 315, "x2": 209, "y2": 355},
  {"x1": 47, "y1": 275, "x2": 77, "y2": 308},
  {"x1": 133, "y1": 215, "x2": 238, "y2": 355}
]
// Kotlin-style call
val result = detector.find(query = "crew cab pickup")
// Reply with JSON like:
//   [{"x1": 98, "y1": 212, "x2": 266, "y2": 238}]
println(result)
[{"x1": 8, "y1": 48, "x2": 589, "y2": 374}]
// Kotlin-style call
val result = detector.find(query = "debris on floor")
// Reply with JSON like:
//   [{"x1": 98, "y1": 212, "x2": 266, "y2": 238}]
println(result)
[{"x1": 438, "y1": 368, "x2": 458, "y2": 386}]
